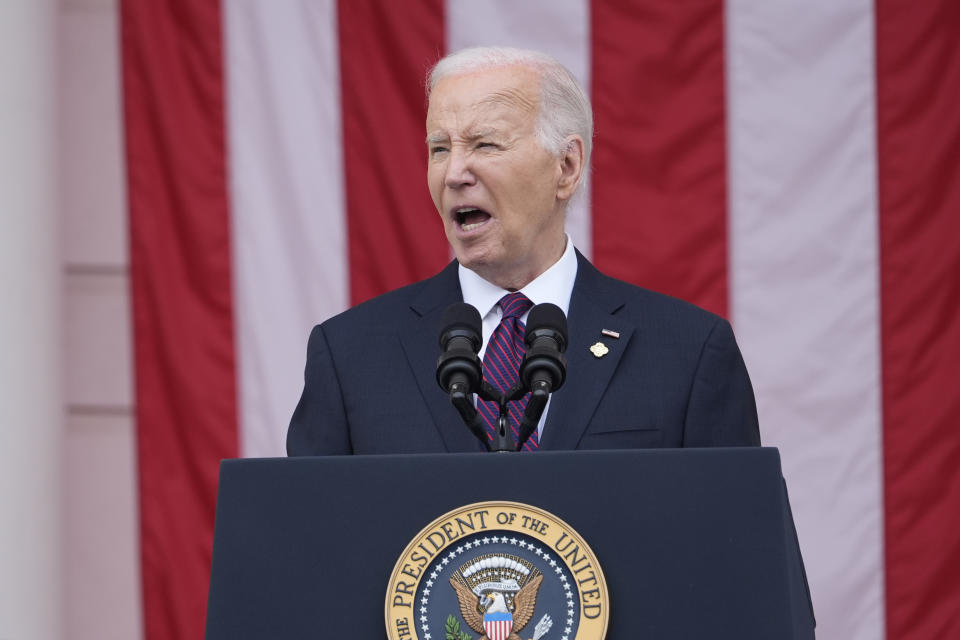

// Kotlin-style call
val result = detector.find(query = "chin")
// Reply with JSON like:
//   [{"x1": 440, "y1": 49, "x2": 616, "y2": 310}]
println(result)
[
  {"x1": 457, "y1": 254, "x2": 500, "y2": 282},
  {"x1": 455, "y1": 253, "x2": 487, "y2": 273},
  {"x1": 453, "y1": 242, "x2": 494, "y2": 270}
]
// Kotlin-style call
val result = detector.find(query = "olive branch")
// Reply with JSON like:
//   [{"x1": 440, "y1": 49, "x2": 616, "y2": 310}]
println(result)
[{"x1": 444, "y1": 614, "x2": 472, "y2": 640}]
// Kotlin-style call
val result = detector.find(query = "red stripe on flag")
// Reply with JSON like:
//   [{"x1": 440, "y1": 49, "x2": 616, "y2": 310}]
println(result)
[
  {"x1": 121, "y1": 1, "x2": 238, "y2": 638},
  {"x1": 876, "y1": 2, "x2": 960, "y2": 638},
  {"x1": 590, "y1": 1, "x2": 728, "y2": 316},
  {"x1": 338, "y1": 0, "x2": 448, "y2": 304}
]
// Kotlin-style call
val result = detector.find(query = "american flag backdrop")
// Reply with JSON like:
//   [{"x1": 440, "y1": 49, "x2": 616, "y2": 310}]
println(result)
[{"x1": 120, "y1": 1, "x2": 959, "y2": 639}]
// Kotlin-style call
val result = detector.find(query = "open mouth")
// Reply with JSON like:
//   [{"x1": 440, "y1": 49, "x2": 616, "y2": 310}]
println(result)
[{"x1": 454, "y1": 207, "x2": 491, "y2": 232}]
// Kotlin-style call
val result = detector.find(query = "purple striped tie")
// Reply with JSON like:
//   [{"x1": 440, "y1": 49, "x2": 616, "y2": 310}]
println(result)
[{"x1": 478, "y1": 292, "x2": 538, "y2": 451}]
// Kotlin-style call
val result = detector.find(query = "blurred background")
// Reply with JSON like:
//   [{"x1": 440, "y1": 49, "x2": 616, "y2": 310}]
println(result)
[{"x1": 1, "y1": 0, "x2": 957, "y2": 639}]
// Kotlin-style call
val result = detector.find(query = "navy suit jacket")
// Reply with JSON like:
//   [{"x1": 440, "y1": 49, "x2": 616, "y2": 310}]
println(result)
[{"x1": 287, "y1": 252, "x2": 760, "y2": 455}]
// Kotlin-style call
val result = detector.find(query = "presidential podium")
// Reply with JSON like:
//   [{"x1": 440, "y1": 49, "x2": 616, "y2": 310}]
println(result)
[{"x1": 205, "y1": 448, "x2": 814, "y2": 639}]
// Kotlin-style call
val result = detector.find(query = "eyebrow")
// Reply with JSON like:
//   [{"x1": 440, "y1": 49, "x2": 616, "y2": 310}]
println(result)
[
  {"x1": 425, "y1": 128, "x2": 499, "y2": 145},
  {"x1": 464, "y1": 128, "x2": 498, "y2": 140}
]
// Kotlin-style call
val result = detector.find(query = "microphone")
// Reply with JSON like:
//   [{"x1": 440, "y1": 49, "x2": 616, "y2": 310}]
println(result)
[
  {"x1": 520, "y1": 303, "x2": 568, "y2": 392},
  {"x1": 436, "y1": 303, "x2": 483, "y2": 394},
  {"x1": 515, "y1": 304, "x2": 567, "y2": 451},
  {"x1": 436, "y1": 303, "x2": 490, "y2": 450}
]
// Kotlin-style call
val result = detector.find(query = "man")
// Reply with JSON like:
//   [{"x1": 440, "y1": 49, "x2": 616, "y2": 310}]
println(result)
[{"x1": 287, "y1": 47, "x2": 759, "y2": 456}]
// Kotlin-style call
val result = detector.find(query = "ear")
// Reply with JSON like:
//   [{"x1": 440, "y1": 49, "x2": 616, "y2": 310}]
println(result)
[{"x1": 556, "y1": 135, "x2": 586, "y2": 202}]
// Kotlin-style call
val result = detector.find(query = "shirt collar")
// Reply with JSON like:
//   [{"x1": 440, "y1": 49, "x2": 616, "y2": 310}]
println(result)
[{"x1": 458, "y1": 236, "x2": 578, "y2": 319}]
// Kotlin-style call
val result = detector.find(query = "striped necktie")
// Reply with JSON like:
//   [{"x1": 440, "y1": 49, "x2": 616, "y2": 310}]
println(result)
[{"x1": 478, "y1": 292, "x2": 538, "y2": 451}]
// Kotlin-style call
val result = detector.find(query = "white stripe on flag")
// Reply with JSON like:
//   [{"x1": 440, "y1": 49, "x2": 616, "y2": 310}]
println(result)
[
  {"x1": 225, "y1": 0, "x2": 349, "y2": 457},
  {"x1": 446, "y1": 0, "x2": 593, "y2": 258},
  {"x1": 726, "y1": 1, "x2": 884, "y2": 638}
]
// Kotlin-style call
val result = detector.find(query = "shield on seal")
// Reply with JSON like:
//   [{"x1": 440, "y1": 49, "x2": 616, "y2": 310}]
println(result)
[{"x1": 483, "y1": 611, "x2": 513, "y2": 640}]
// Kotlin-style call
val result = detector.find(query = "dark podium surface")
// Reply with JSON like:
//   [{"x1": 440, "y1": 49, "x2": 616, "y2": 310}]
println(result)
[{"x1": 205, "y1": 448, "x2": 814, "y2": 639}]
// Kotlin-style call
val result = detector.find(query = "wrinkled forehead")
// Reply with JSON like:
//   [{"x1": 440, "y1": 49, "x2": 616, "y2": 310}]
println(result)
[{"x1": 425, "y1": 65, "x2": 541, "y2": 134}]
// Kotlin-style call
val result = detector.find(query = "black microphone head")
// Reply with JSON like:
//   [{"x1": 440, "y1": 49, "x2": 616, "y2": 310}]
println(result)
[
  {"x1": 437, "y1": 303, "x2": 483, "y2": 393},
  {"x1": 439, "y1": 303, "x2": 482, "y2": 350},
  {"x1": 524, "y1": 303, "x2": 568, "y2": 352},
  {"x1": 520, "y1": 303, "x2": 568, "y2": 391}
]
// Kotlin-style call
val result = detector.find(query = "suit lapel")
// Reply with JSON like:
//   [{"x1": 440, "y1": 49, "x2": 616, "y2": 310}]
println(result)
[
  {"x1": 540, "y1": 253, "x2": 636, "y2": 450},
  {"x1": 398, "y1": 261, "x2": 487, "y2": 453}
]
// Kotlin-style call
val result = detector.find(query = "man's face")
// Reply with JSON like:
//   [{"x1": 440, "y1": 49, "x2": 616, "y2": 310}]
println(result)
[{"x1": 426, "y1": 66, "x2": 571, "y2": 290}]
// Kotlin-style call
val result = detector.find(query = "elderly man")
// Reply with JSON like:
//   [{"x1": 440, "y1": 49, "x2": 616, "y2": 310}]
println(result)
[{"x1": 287, "y1": 47, "x2": 759, "y2": 455}]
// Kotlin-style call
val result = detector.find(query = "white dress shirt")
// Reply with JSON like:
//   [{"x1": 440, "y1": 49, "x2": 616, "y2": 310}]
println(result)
[{"x1": 458, "y1": 236, "x2": 578, "y2": 438}]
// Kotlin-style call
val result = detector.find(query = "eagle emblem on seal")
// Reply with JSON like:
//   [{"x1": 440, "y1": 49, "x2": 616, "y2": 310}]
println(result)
[{"x1": 448, "y1": 554, "x2": 551, "y2": 640}]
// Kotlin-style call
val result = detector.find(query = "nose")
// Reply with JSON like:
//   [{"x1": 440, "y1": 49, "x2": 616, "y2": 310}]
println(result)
[{"x1": 444, "y1": 147, "x2": 476, "y2": 189}]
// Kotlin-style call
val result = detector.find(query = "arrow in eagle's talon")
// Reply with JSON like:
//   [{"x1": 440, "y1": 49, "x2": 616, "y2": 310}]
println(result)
[{"x1": 531, "y1": 613, "x2": 553, "y2": 640}]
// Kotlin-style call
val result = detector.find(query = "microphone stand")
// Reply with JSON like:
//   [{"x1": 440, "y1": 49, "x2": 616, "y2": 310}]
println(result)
[
  {"x1": 446, "y1": 380, "x2": 532, "y2": 452},
  {"x1": 514, "y1": 379, "x2": 549, "y2": 451},
  {"x1": 489, "y1": 382, "x2": 525, "y2": 453},
  {"x1": 440, "y1": 302, "x2": 566, "y2": 452},
  {"x1": 447, "y1": 379, "x2": 489, "y2": 450},
  {"x1": 488, "y1": 381, "x2": 532, "y2": 453}
]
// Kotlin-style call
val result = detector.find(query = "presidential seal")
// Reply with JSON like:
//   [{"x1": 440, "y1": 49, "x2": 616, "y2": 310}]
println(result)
[{"x1": 386, "y1": 501, "x2": 608, "y2": 640}]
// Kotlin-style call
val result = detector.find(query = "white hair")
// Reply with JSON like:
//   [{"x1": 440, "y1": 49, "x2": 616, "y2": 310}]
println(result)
[{"x1": 427, "y1": 47, "x2": 594, "y2": 170}]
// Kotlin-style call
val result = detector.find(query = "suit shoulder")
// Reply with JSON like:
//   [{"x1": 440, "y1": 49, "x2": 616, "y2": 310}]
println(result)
[
  {"x1": 575, "y1": 252, "x2": 727, "y2": 332},
  {"x1": 317, "y1": 263, "x2": 457, "y2": 336},
  {"x1": 595, "y1": 271, "x2": 728, "y2": 333},
  {"x1": 319, "y1": 281, "x2": 423, "y2": 333}
]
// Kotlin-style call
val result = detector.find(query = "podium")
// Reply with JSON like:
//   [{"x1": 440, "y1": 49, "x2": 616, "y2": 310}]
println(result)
[{"x1": 205, "y1": 448, "x2": 814, "y2": 639}]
